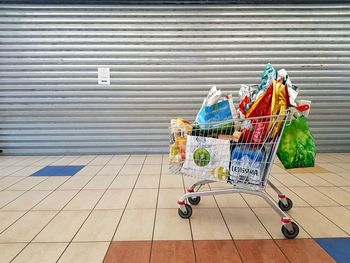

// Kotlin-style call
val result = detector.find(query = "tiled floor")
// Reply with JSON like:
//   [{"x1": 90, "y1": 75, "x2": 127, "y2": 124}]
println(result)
[{"x1": 0, "y1": 153, "x2": 349, "y2": 262}]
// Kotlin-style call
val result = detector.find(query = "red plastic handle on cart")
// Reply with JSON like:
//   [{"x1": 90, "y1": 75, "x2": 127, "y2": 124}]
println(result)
[{"x1": 296, "y1": 105, "x2": 310, "y2": 112}]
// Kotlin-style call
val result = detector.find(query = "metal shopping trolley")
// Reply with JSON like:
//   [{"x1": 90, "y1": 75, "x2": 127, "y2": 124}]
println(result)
[{"x1": 169, "y1": 111, "x2": 300, "y2": 239}]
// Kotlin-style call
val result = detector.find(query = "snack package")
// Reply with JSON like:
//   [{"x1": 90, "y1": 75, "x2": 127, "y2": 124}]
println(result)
[
  {"x1": 169, "y1": 118, "x2": 192, "y2": 164},
  {"x1": 260, "y1": 63, "x2": 277, "y2": 91},
  {"x1": 181, "y1": 135, "x2": 231, "y2": 182}
]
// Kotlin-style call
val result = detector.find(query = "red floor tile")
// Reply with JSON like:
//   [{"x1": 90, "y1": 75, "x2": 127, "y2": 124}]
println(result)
[
  {"x1": 150, "y1": 240, "x2": 195, "y2": 263},
  {"x1": 104, "y1": 241, "x2": 151, "y2": 263},
  {"x1": 235, "y1": 239, "x2": 289, "y2": 263},
  {"x1": 194, "y1": 240, "x2": 242, "y2": 263}
]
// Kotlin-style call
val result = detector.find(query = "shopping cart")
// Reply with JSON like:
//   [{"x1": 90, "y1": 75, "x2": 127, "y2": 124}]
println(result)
[{"x1": 169, "y1": 111, "x2": 300, "y2": 239}]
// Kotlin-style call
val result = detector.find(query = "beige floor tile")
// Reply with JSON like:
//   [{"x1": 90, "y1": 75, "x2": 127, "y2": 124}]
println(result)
[
  {"x1": 315, "y1": 173, "x2": 350, "y2": 186},
  {"x1": 0, "y1": 190, "x2": 25, "y2": 208},
  {"x1": 0, "y1": 156, "x2": 27, "y2": 166},
  {"x1": 7, "y1": 177, "x2": 48, "y2": 190},
  {"x1": 9, "y1": 166, "x2": 45, "y2": 177},
  {"x1": 318, "y1": 163, "x2": 348, "y2": 173},
  {"x1": 95, "y1": 189, "x2": 132, "y2": 210},
  {"x1": 158, "y1": 188, "x2": 185, "y2": 209},
  {"x1": 265, "y1": 187, "x2": 310, "y2": 207},
  {"x1": 153, "y1": 209, "x2": 191, "y2": 240},
  {"x1": 334, "y1": 162, "x2": 350, "y2": 171},
  {"x1": 58, "y1": 176, "x2": 94, "y2": 190},
  {"x1": 2, "y1": 191, "x2": 51, "y2": 211},
  {"x1": 182, "y1": 176, "x2": 210, "y2": 190},
  {"x1": 221, "y1": 208, "x2": 270, "y2": 239},
  {"x1": 83, "y1": 176, "x2": 115, "y2": 190},
  {"x1": 75, "y1": 166, "x2": 103, "y2": 176},
  {"x1": 270, "y1": 164, "x2": 288, "y2": 174},
  {"x1": 113, "y1": 209, "x2": 155, "y2": 241},
  {"x1": 127, "y1": 189, "x2": 158, "y2": 209},
  {"x1": 73, "y1": 210, "x2": 123, "y2": 242},
  {"x1": 315, "y1": 206, "x2": 350, "y2": 234},
  {"x1": 191, "y1": 208, "x2": 231, "y2": 240},
  {"x1": 14, "y1": 157, "x2": 45, "y2": 166},
  {"x1": 293, "y1": 173, "x2": 333, "y2": 186},
  {"x1": 51, "y1": 156, "x2": 80, "y2": 165},
  {"x1": 337, "y1": 172, "x2": 350, "y2": 180},
  {"x1": 126, "y1": 155, "x2": 146, "y2": 165},
  {"x1": 0, "y1": 243, "x2": 27, "y2": 263},
  {"x1": 0, "y1": 211, "x2": 26, "y2": 233},
  {"x1": 64, "y1": 190, "x2": 104, "y2": 210},
  {"x1": 241, "y1": 194, "x2": 271, "y2": 208},
  {"x1": 0, "y1": 177, "x2": 25, "y2": 191},
  {"x1": 95, "y1": 165, "x2": 122, "y2": 176},
  {"x1": 88, "y1": 155, "x2": 113, "y2": 166},
  {"x1": 12, "y1": 243, "x2": 67, "y2": 263},
  {"x1": 135, "y1": 175, "x2": 160, "y2": 189},
  {"x1": 214, "y1": 193, "x2": 248, "y2": 208},
  {"x1": 253, "y1": 207, "x2": 310, "y2": 239},
  {"x1": 267, "y1": 176, "x2": 285, "y2": 187},
  {"x1": 272, "y1": 173, "x2": 308, "y2": 187},
  {"x1": 31, "y1": 156, "x2": 63, "y2": 166},
  {"x1": 160, "y1": 174, "x2": 184, "y2": 188},
  {"x1": 289, "y1": 187, "x2": 338, "y2": 206},
  {"x1": 315, "y1": 187, "x2": 350, "y2": 206},
  {"x1": 0, "y1": 211, "x2": 57, "y2": 242},
  {"x1": 33, "y1": 210, "x2": 90, "y2": 242},
  {"x1": 69, "y1": 156, "x2": 96, "y2": 165},
  {"x1": 161, "y1": 164, "x2": 171, "y2": 175},
  {"x1": 196, "y1": 195, "x2": 218, "y2": 209},
  {"x1": 162, "y1": 154, "x2": 169, "y2": 164},
  {"x1": 119, "y1": 165, "x2": 142, "y2": 175},
  {"x1": 107, "y1": 155, "x2": 129, "y2": 165},
  {"x1": 288, "y1": 207, "x2": 348, "y2": 238},
  {"x1": 32, "y1": 177, "x2": 70, "y2": 191},
  {"x1": 0, "y1": 166, "x2": 25, "y2": 177},
  {"x1": 109, "y1": 175, "x2": 138, "y2": 189},
  {"x1": 342, "y1": 186, "x2": 350, "y2": 193},
  {"x1": 144, "y1": 155, "x2": 163, "y2": 165},
  {"x1": 140, "y1": 164, "x2": 161, "y2": 175},
  {"x1": 33, "y1": 190, "x2": 79, "y2": 211},
  {"x1": 58, "y1": 242, "x2": 109, "y2": 263}
]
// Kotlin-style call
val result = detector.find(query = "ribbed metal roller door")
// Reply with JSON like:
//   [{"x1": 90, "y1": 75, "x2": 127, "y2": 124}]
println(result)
[{"x1": 0, "y1": 4, "x2": 349, "y2": 155}]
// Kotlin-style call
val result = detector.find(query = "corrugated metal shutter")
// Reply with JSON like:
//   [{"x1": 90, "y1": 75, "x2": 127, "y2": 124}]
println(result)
[{"x1": 0, "y1": 4, "x2": 349, "y2": 155}]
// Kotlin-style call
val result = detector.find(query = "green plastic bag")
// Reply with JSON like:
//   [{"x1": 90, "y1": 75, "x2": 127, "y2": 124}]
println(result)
[{"x1": 277, "y1": 116, "x2": 316, "y2": 169}]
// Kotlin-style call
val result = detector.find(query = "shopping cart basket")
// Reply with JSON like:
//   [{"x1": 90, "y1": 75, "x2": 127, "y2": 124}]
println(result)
[{"x1": 169, "y1": 111, "x2": 300, "y2": 239}]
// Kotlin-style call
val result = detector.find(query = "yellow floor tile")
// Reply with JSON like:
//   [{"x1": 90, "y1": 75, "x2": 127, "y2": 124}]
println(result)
[
  {"x1": 126, "y1": 189, "x2": 158, "y2": 209},
  {"x1": 126, "y1": 155, "x2": 146, "y2": 165},
  {"x1": 315, "y1": 173, "x2": 350, "y2": 186},
  {"x1": 95, "y1": 165, "x2": 122, "y2": 176},
  {"x1": 0, "y1": 190, "x2": 25, "y2": 208},
  {"x1": 214, "y1": 193, "x2": 248, "y2": 208},
  {"x1": 88, "y1": 155, "x2": 113, "y2": 166},
  {"x1": 0, "y1": 211, "x2": 26, "y2": 233},
  {"x1": 153, "y1": 209, "x2": 192, "y2": 240},
  {"x1": 2, "y1": 191, "x2": 51, "y2": 211},
  {"x1": 64, "y1": 190, "x2": 104, "y2": 210},
  {"x1": 12, "y1": 243, "x2": 67, "y2": 263},
  {"x1": 191, "y1": 208, "x2": 231, "y2": 240},
  {"x1": 33, "y1": 190, "x2": 78, "y2": 211},
  {"x1": 75, "y1": 166, "x2": 103, "y2": 176},
  {"x1": 0, "y1": 211, "x2": 57, "y2": 242},
  {"x1": 7, "y1": 177, "x2": 48, "y2": 190},
  {"x1": 293, "y1": 173, "x2": 333, "y2": 187},
  {"x1": 315, "y1": 206, "x2": 350, "y2": 234},
  {"x1": 119, "y1": 165, "x2": 142, "y2": 175},
  {"x1": 144, "y1": 155, "x2": 163, "y2": 165},
  {"x1": 109, "y1": 175, "x2": 138, "y2": 189},
  {"x1": 221, "y1": 208, "x2": 270, "y2": 239},
  {"x1": 0, "y1": 177, "x2": 25, "y2": 191},
  {"x1": 272, "y1": 173, "x2": 308, "y2": 187},
  {"x1": 32, "y1": 177, "x2": 70, "y2": 191},
  {"x1": 33, "y1": 210, "x2": 90, "y2": 242},
  {"x1": 58, "y1": 176, "x2": 94, "y2": 190},
  {"x1": 158, "y1": 188, "x2": 185, "y2": 209},
  {"x1": 0, "y1": 243, "x2": 27, "y2": 263},
  {"x1": 113, "y1": 209, "x2": 155, "y2": 241},
  {"x1": 73, "y1": 210, "x2": 123, "y2": 242},
  {"x1": 160, "y1": 174, "x2": 184, "y2": 188},
  {"x1": 289, "y1": 187, "x2": 338, "y2": 206},
  {"x1": 315, "y1": 187, "x2": 350, "y2": 206},
  {"x1": 57, "y1": 242, "x2": 109, "y2": 263},
  {"x1": 252, "y1": 207, "x2": 310, "y2": 239},
  {"x1": 107, "y1": 155, "x2": 129, "y2": 165},
  {"x1": 241, "y1": 194, "x2": 271, "y2": 208},
  {"x1": 265, "y1": 187, "x2": 310, "y2": 207},
  {"x1": 140, "y1": 164, "x2": 161, "y2": 175},
  {"x1": 83, "y1": 176, "x2": 115, "y2": 190},
  {"x1": 95, "y1": 189, "x2": 132, "y2": 210},
  {"x1": 135, "y1": 175, "x2": 160, "y2": 189},
  {"x1": 288, "y1": 207, "x2": 348, "y2": 238}
]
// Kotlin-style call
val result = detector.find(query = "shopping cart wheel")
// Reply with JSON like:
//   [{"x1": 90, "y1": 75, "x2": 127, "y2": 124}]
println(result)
[
  {"x1": 281, "y1": 222, "x2": 299, "y2": 239},
  {"x1": 178, "y1": 204, "x2": 192, "y2": 219},
  {"x1": 188, "y1": 196, "x2": 201, "y2": 205},
  {"x1": 278, "y1": 198, "x2": 293, "y2": 211}
]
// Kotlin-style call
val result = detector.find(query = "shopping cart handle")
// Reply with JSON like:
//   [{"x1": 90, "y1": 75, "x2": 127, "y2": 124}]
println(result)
[{"x1": 296, "y1": 105, "x2": 310, "y2": 112}]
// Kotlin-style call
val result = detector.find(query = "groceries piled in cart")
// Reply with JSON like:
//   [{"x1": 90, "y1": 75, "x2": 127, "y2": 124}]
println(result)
[{"x1": 169, "y1": 64, "x2": 316, "y2": 188}]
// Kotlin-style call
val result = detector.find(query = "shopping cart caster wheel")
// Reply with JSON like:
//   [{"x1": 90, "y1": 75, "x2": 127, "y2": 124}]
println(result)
[
  {"x1": 281, "y1": 222, "x2": 299, "y2": 239},
  {"x1": 278, "y1": 198, "x2": 293, "y2": 211},
  {"x1": 178, "y1": 204, "x2": 192, "y2": 219},
  {"x1": 188, "y1": 196, "x2": 201, "y2": 205}
]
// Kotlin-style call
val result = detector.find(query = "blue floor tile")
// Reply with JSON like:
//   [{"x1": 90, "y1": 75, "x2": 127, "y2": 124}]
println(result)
[
  {"x1": 316, "y1": 238, "x2": 350, "y2": 263},
  {"x1": 31, "y1": 165, "x2": 84, "y2": 177}
]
